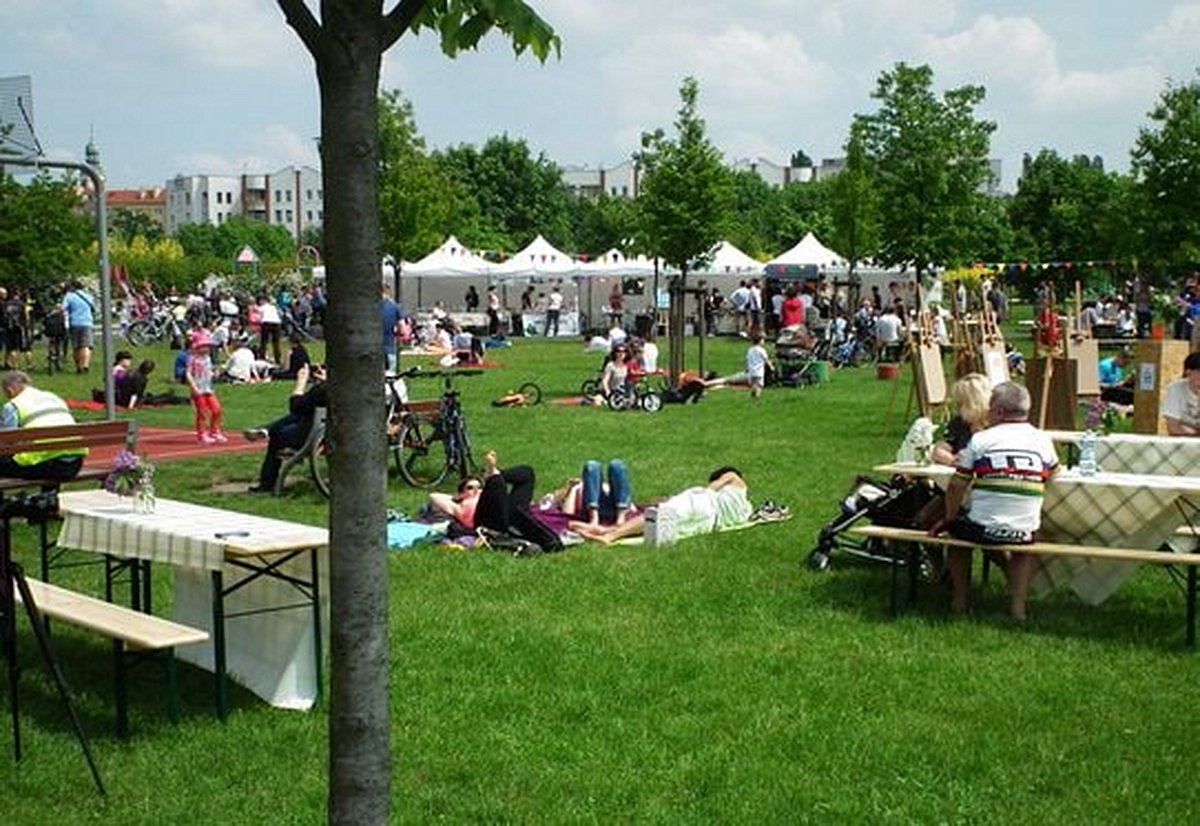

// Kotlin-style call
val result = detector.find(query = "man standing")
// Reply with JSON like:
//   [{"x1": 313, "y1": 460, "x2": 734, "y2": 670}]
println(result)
[
  {"x1": 929, "y1": 382, "x2": 1059, "y2": 620},
  {"x1": 381, "y1": 285, "x2": 404, "y2": 372},
  {"x1": 61, "y1": 280, "x2": 96, "y2": 373},
  {"x1": 1163, "y1": 352, "x2": 1200, "y2": 436},
  {"x1": 730, "y1": 281, "x2": 751, "y2": 337},
  {"x1": 0, "y1": 371, "x2": 85, "y2": 480},
  {"x1": 544, "y1": 284, "x2": 563, "y2": 337}
]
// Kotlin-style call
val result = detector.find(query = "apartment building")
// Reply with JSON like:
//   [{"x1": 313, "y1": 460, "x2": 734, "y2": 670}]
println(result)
[{"x1": 165, "y1": 165, "x2": 322, "y2": 240}]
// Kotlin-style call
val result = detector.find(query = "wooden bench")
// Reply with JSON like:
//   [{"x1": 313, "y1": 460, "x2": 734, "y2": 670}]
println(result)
[
  {"x1": 848, "y1": 524, "x2": 1200, "y2": 646},
  {"x1": 14, "y1": 575, "x2": 209, "y2": 737},
  {"x1": 0, "y1": 419, "x2": 139, "y2": 580}
]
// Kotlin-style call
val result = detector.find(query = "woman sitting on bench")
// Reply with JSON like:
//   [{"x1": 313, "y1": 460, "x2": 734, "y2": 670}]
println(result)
[{"x1": 244, "y1": 363, "x2": 327, "y2": 493}]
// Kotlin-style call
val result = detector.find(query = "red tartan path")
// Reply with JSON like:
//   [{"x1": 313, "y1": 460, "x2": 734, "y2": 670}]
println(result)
[{"x1": 82, "y1": 426, "x2": 263, "y2": 470}]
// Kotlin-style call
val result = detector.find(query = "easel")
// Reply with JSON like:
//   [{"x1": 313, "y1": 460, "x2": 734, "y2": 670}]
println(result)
[
  {"x1": 1065, "y1": 280, "x2": 1100, "y2": 397},
  {"x1": 1028, "y1": 284, "x2": 1077, "y2": 429},
  {"x1": 2, "y1": 493, "x2": 105, "y2": 795},
  {"x1": 978, "y1": 301, "x2": 1010, "y2": 386},
  {"x1": 887, "y1": 303, "x2": 948, "y2": 426}
]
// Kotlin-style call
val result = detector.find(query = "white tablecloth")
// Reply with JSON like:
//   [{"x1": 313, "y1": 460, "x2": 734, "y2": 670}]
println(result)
[
  {"x1": 56, "y1": 490, "x2": 329, "y2": 710},
  {"x1": 1045, "y1": 431, "x2": 1200, "y2": 476}
]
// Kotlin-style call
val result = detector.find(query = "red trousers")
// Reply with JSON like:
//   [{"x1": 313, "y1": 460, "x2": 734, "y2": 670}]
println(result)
[{"x1": 191, "y1": 392, "x2": 223, "y2": 435}]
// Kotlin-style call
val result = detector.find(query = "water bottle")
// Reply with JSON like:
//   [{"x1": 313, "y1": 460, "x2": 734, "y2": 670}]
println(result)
[{"x1": 1078, "y1": 429, "x2": 1098, "y2": 476}]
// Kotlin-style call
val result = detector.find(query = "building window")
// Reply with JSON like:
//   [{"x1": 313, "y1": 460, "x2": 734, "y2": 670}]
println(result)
[
  {"x1": 275, "y1": 209, "x2": 283, "y2": 222},
  {"x1": 306, "y1": 189, "x2": 312, "y2": 201},
  {"x1": 275, "y1": 190, "x2": 282, "y2": 202},
  {"x1": 286, "y1": 190, "x2": 293, "y2": 202},
  {"x1": 286, "y1": 210, "x2": 293, "y2": 222},
  {"x1": 307, "y1": 211, "x2": 313, "y2": 221}
]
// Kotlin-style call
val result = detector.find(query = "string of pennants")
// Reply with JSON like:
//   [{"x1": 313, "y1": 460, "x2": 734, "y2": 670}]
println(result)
[{"x1": 974, "y1": 260, "x2": 1121, "y2": 274}]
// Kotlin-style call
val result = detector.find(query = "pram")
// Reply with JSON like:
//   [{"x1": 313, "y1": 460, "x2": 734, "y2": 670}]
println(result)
[
  {"x1": 773, "y1": 329, "x2": 822, "y2": 388},
  {"x1": 808, "y1": 475, "x2": 942, "y2": 573}
]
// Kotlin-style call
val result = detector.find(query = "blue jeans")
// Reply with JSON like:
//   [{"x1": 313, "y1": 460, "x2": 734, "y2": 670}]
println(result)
[{"x1": 581, "y1": 460, "x2": 632, "y2": 522}]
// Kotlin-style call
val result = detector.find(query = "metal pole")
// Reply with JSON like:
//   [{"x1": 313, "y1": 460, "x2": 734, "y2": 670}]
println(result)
[{"x1": 2, "y1": 157, "x2": 113, "y2": 418}]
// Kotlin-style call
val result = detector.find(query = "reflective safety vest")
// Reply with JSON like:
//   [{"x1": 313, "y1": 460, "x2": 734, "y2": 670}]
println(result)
[{"x1": 9, "y1": 387, "x2": 87, "y2": 465}]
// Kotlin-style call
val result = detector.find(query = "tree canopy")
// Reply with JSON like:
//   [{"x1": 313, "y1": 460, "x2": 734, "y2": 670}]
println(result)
[
  {"x1": 0, "y1": 170, "x2": 91, "y2": 285},
  {"x1": 853, "y1": 62, "x2": 996, "y2": 278}
]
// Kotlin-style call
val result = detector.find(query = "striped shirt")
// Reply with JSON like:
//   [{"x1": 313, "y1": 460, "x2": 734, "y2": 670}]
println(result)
[{"x1": 955, "y1": 422, "x2": 1058, "y2": 534}]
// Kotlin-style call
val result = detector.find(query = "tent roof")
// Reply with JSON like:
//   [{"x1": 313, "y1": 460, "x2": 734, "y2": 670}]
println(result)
[
  {"x1": 494, "y1": 234, "x2": 579, "y2": 279},
  {"x1": 766, "y1": 232, "x2": 847, "y2": 268},
  {"x1": 580, "y1": 248, "x2": 658, "y2": 278},
  {"x1": 405, "y1": 235, "x2": 492, "y2": 277},
  {"x1": 695, "y1": 240, "x2": 763, "y2": 275}
]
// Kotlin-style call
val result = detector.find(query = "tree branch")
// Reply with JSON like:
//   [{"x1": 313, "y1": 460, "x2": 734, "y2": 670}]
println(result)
[
  {"x1": 382, "y1": 0, "x2": 429, "y2": 50},
  {"x1": 277, "y1": 0, "x2": 323, "y2": 55}
]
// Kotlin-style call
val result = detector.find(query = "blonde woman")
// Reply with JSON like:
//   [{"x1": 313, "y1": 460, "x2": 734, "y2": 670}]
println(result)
[{"x1": 931, "y1": 373, "x2": 993, "y2": 465}]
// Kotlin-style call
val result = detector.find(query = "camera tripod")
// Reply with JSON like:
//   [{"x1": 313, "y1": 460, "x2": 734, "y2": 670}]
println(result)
[{"x1": 1, "y1": 493, "x2": 105, "y2": 795}]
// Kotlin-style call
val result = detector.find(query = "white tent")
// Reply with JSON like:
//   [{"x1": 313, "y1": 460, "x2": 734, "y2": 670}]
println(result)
[
  {"x1": 404, "y1": 235, "x2": 493, "y2": 277},
  {"x1": 493, "y1": 234, "x2": 580, "y2": 280},
  {"x1": 766, "y1": 232, "x2": 847, "y2": 269},
  {"x1": 580, "y1": 248, "x2": 657, "y2": 278},
  {"x1": 696, "y1": 240, "x2": 763, "y2": 276}
]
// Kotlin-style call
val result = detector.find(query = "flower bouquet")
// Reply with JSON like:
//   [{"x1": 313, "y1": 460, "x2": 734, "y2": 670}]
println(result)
[
  {"x1": 104, "y1": 449, "x2": 156, "y2": 513},
  {"x1": 1085, "y1": 397, "x2": 1118, "y2": 434}
]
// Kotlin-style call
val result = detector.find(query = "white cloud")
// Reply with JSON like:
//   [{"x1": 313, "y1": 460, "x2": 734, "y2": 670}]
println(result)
[
  {"x1": 174, "y1": 124, "x2": 318, "y2": 176},
  {"x1": 110, "y1": 0, "x2": 302, "y2": 72},
  {"x1": 1140, "y1": 2, "x2": 1200, "y2": 58},
  {"x1": 922, "y1": 14, "x2": 1161, "y2": 114}
]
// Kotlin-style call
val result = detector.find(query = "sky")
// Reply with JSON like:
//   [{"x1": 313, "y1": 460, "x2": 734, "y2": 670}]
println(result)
[{"x1": 3, "y1": 1, "x2": 1198, "y2": 193}]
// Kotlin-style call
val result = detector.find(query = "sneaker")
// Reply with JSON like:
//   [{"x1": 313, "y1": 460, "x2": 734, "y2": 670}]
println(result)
[
  {"x1": 198, "y1": 433, "x2": 217, "y2": 445},
  {"x1": 211, "y1": 431, "x2": 229, "y2": 443},
  {"x1": 243, "y1": 428, "x2": 269, "y2": 442}
]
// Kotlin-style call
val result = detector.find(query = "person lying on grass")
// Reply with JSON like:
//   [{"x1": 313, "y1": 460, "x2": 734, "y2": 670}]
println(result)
[
  {"x1": 571, "y1": 466, "x2": 752, "y2": 545},
  {"x1": 544, "y1": 459, "x2": 635, "y2": 529}
]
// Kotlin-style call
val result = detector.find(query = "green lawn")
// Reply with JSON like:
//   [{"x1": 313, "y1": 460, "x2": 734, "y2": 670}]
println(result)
[{"x1": 4, "y1": 331, "x2": 1198, "y2": 823}]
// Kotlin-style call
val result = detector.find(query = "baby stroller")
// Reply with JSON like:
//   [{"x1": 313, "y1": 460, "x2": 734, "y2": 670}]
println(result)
[
  {"x1": 773, "y1": 329, "x2": 822, "y2": 388},
  {"x1": 808, "y1": 475, "x2": 942, "y2": 574}
]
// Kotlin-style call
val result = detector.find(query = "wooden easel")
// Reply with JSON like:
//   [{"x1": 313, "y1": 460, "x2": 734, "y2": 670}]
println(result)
[
  {"x1": 1065, "y1": 280, "x2": 1100, "y2": 397},
  {"x1": 978, "y1": 301, "x2": 1010, "y2": 386}
]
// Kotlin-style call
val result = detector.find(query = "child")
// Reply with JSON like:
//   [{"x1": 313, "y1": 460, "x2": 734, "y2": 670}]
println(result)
[
  {"x1": 746, "y1": 332, "x2": 773, "y2": 400},
  {"x1": 185, "y1": 328, "x2": 226, "y2": 443}
]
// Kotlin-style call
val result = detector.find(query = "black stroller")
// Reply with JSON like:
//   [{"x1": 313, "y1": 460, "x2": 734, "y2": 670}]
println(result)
[{"x1": 808, "y1": 475, "x2": 942, "y2": 574}]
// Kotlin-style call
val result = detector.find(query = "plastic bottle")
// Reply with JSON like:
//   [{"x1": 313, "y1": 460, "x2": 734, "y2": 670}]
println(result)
[{"x1": 1078, "y1": 429, "x2": 1098, "y2": 476}]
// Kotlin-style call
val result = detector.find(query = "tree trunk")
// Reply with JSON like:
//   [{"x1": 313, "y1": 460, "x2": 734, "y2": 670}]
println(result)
[{"x1": 317, "y1": 23, "x2": 392, "y2": 826}]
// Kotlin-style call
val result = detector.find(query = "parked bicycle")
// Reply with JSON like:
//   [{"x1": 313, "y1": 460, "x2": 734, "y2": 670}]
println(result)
[
  {"x1": 125, "y1": 303, "x2": 187, "y2": 347},
  {"x1": 389, "y1": 367, "x2": 482, "y2": 488}
]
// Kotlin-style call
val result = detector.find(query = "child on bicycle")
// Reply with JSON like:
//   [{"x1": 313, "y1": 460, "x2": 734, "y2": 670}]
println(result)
[{"x1": 185, "y1": 326, "x2": 226, "y2": 444}]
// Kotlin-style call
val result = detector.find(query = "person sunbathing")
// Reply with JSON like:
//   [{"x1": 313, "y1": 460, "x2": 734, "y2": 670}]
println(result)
[{"x1": 572, "y1": 466, "x2": 751, "y2": 545}]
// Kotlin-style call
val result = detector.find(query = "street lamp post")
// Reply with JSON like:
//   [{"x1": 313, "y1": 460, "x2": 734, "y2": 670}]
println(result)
[{"x1": 4, "y1": 149, "x2": 114, "y2": 418}]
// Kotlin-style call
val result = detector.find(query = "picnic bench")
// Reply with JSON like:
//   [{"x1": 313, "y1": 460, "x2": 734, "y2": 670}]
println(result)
[
  {"x1": 13, "y1": 575, "x2": 209, "y2": 737},
  {"x1": 848, "y1": 524, "x2": 1200, "y2": 647}
]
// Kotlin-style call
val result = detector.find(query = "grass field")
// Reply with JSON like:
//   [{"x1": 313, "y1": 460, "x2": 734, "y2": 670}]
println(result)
[{"x1": 4, "y1": 328, "x2": 1199, "y2": 823}]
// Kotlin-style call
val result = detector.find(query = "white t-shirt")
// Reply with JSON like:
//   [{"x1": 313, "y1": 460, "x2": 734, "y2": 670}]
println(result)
[
  {"x1": 956, "y1": 422, "x2": 1059, "y2": 534},
  {"x1": 1162, "y1": 379, "x2": 1200, "y2": 430},
  {"x1": 224, "y1": 347, "x2": 257, "y2": 382},
  {"x1": 258, "y1": 302, "x2": 282, "y2": 325},
  {"x1": 547, "y1": 291, "x2": 564, "y2": 311},
  {"x1": 662, "y1": 485, "x2": 752, "y2": 538},
  {"x1": 640, "y1": 341, "x2": 659, "y2": 373},
  {"x1": 746, "y1": 344, "x2": 769, "y2": 380},
  {"x1": 874, "y1": 312, "x2": 902, "y2": 344}
]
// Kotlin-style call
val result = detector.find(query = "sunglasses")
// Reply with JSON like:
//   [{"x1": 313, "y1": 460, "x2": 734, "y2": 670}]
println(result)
[{"x1": 463, "y1": 482, "x2": 482, "y2": 491}]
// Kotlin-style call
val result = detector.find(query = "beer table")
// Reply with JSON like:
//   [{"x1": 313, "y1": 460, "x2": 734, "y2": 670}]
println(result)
[{"x1": 55, "y1": 489, "x2": 329, "y2": 718}]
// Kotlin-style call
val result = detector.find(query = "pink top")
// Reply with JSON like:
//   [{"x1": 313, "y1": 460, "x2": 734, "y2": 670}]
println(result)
[{"x1": 457, "y1": 492, "x2": 480, "y2": 529}]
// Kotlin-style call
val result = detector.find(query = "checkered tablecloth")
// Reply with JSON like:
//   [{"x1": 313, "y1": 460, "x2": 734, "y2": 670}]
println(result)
[
  {"x1": 1046, "y1": 431, "x2": 1200, "y2": 476},
  {"x1": 1034, "y1": 470, "x2": 1200, "y2": 603},
  {"x1": 55, "y1": 489, "x2": 330, "y2": 709}
]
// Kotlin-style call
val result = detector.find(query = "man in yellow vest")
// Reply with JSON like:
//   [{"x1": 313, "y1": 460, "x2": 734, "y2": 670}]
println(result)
[{"x1": 0, "y1": 371, "x2": 85, "y2": 480}]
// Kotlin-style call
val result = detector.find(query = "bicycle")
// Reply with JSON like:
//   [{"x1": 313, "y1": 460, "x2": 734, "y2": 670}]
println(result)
[
  {"x1": 390, "y1": 367, "x2": 482, "y2": 488},
  {"x1": 125, "y1": 303, "x2": 187, "y2": 347}
]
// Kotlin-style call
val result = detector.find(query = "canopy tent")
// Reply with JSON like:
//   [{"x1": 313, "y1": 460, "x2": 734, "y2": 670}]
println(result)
[
  {"x1": 695, "y1": 240, "x2": 763, "y2": 276},
  {"x1": 493, "y1": 234, "x2": 579, "y2": 280},
  {"x1": 765, "y1": 232, "x2": 847, "y2": 270},
  {"x1": 580, "y1": 248, "x2": 658, "y2": 278},
  {"x1": 404, "y1": 235, "x2": 493, "y2": 277}
]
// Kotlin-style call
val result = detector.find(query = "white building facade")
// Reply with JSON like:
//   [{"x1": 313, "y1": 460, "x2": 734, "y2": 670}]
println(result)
[{"x1": 165, "y1": 165, "x2": 323, "y2": 240}]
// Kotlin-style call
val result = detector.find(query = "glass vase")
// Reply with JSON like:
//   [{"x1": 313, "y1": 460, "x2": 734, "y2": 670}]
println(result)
[{"x1": 134, "y1": 483, "x2": 156, "y2": 514}]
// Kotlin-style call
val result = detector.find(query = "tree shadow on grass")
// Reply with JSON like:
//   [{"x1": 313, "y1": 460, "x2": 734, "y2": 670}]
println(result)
[{"x1": 803, "y1": 556, "x2": 1195, "y2": 654}]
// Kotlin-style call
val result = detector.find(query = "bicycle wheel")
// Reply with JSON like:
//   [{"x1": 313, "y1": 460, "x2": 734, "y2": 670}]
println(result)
[
  {"x1": 126, "y1": 320, "x2": 155, "y2": 347},
  {"x1": 397, "y1": 413, "x2": 449, "y2": 488},
  {"x1": 580, "y1": 378, "x2": 600, "y2": 397},
  {"x1": 517, "y1": 382, "x2": 542, "y2": 405},
  {"x1": 639, "y1": 391, "x2": 663, "y2": 413},
  {"x1": 310, "y1": 435, "x2": 331, "y2": 498}
]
